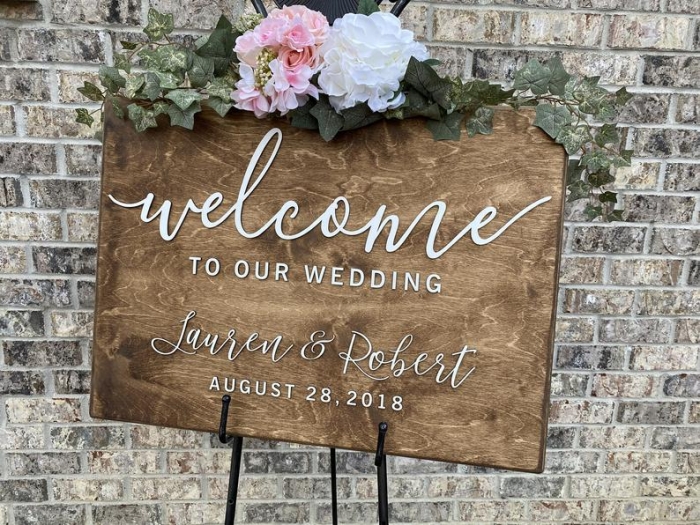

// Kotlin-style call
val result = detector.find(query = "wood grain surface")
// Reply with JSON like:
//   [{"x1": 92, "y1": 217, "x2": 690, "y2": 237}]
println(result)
[{"x1": 91, "y1": 108, "x2": 566, "y2": 472}]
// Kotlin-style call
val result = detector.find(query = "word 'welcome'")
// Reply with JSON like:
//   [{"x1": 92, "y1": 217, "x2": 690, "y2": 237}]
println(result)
[{"x1": 108, "y1": 129, "x2": 552, "y2": 259}]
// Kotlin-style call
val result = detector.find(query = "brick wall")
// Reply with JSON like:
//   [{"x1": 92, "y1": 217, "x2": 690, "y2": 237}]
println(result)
[{"x1": 0, "y1": 0, "x2": 698, "y2": 523}]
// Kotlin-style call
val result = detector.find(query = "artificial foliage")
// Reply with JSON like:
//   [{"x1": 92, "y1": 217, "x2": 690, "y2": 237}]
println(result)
[{"x1": 76, "y1": 2, "x2": 633, "y2": 221}]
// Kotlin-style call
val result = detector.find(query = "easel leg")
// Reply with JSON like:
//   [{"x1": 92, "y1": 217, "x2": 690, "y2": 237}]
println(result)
[
  {"x1": 330, "y1": 448, "x2": 338, "y2": 525},
  {"x1": 375, "y1": 422, "x2": 389, "y2": 525},
  {"x1": 224, "y1": 436, "x2": 243, "y2": 525}
]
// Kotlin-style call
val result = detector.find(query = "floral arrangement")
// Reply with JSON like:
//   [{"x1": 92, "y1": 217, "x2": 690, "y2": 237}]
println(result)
[{"x1": 76, "y1": 0, "x2": 633, "y2": 221}]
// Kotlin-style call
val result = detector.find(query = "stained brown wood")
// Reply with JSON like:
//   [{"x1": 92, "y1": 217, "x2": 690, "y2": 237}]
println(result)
[{"x1": 91, "y1": 108, "x2": 566, "y2": 473}]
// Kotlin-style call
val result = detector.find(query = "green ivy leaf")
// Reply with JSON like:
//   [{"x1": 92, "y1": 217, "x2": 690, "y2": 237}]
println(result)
[
  {"x1": 357, "y1": 0, "x2": 380, "y2": 15},
  {"x1": 341, "y1": 103, "x2": 382, "y2": 130},
  {"x1": 606, "y1": 209, "x2": 624, "y2": 222},
  {"x1": 153, "y1": 70, "x2": 181, "y2": 89},
  {"x1": 587, "y1": 170, "x2": 615, "y2": 187},
  {"x1": 615, "y1": 87, "x2": 633, "y2": 106},
  {"x1": 98, "y1": 65, "x2": 126, "y2": 94},
  {"x1": 619, "y1": 149, "x2": 633, "y2": 166},
  {"x1": 152, "y1": 100, "x2": 170, "y2": 116},
  {"x1": 197, "y1": 16, "x2": 238, "y2": 75},
  {"x1": 114, "y1": 52, "x2": 132, "y2": 73},
  {"x1": 109, "y1": 96, "x2": 124, "y2": 119},
  {"x1": 77, "y1": 81, "x2": 104, "y2": 102},
  {"x1": 120, "y1": 40, "x2": 139, "y2": 50},
  {"x1": 566, "y1": 159, "x2": 585, "y2": 185},
  {"x1": 425, "y1": 111, "x2": 464, "y2": 141},
  {"x1": 584, "y1": 204, "x2": 603, "y2": 220},
  {"x1": 207, "y1": 77, "x2": 234, "y2": 101},
  {"x1": 310, "y1": 97, "x2": 344, "y2": 141},
  {"x1": 167, "y1": 101, "x2": 201, "y2": 130},
  {"x1": 534, "y1": 103, "x2": 572, "y2": 139},
  {"x1": 188, "y1": 53, "x2": 215, "y2": 88},
  {"x1": 156, "y1": 45, "x2": 189, "y2": 73},
  {"x1": 206, "y1": 96, "x2": 233, "y2": 117},
  {"x1": 465, "y1": 107, "x2": 494, "y2": 137},
  {"x1": 144, "y1": 8, "x2": 174, "y2": 41},
  {"x1": 546, "y1": 57, "x2": 571, "y2": 97},
  {"x1": 567, "y1": 180, "x2": 591, "y2": 202},
  {"x1": 513, "y1": 60, "x2": 552, "y2": 95},
  {"x1": 127, "y1": 103, "x2": 158, "y2": 132},
  {"x1": 75, "y1": 108, "x2": 94, "y2": 127},
  {"x1": 581, "y1": 151, "x2": 611, "y2": 173},
  {"x1": 556, "y1": 125, "x2": 590, "y2": 155},
  {"x1": 125, "y1": 74, "x2": 145, "y2": 99},
  {"x1": 290, "y1": 102, "x2": 319, "y2": 130},
  {"x1": 165, "y1": 89, "x2": 202, "y2": 110},
  {"x1": 404, "y1": 57, "x2": 451, "y2": 109},
  {"x1": 595, "y1": 123, "x2": 619, "y2": 147},
  {"x1": 141, "y1": 72, "x2": 162, "y2": 101},
  {"x1": 599, "y1": 191, "x2": 618, "y2": 204}
]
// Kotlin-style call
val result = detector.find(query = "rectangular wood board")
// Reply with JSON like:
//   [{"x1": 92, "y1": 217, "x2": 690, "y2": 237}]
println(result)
[{"x1": 91, "y1": 108, "x2": 566, "y2": 472}]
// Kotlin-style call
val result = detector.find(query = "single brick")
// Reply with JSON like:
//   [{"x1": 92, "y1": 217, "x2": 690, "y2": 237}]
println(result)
[
  {"x1": 555, "y1": 317, "x2": 595, "y2": 342},
  {"x1": 58, "y1": 70, "x2": 102, "y2": 103},
  {"x1": 636, "y1": 290, "x2": 700, "y2": 315},
  {"x1": 0, "y1": 309, "x2": 44, "y2": 336},
  {"x1": 598, "y1": 500, "x2": 664, "y2": 521},
  {"x1": 663, "y1": 374, "x2": 700, "y2": 397},
  {"x1": 0, "y1": 68, "x2": 50, "y2": 101},
  {"x1": 569, "y1": 476, "x2": 640, "y2": 498},
  {"x1": 0, "y1": 480, "x2": 48, "y2": 502},
  {"x1": 24, "y1": 106, "x2": 101, "y2": 139},
  {"x1": 29, "y1": 179, "x2": 100, "y2": 209},
  {"x1": 65, "y1": 144, "x2": 102, "y2": 176},
  {"x1": 558, "y1": 256, "x2": 604, "y2": 284},
  {"x1": 529, "y1": 500, "x2": 595, "y2": 521},
  {"x1": 666, "y1": 500, "x2": 700, "y2": 520},
  {"x1": 611, "y1": 162, "x2": 660, "y2": 190},
  {"x1": 0, "y1": 425, "x2": 44, "y2": 449},
  {"x1": 591, "y1": 373, "x2": 655, "y2": 397},
  {"x1": 0, "y1": 27, "x2": 14, "y2": 61},
  {"x1": 1, "y1": 176, "x2": 22, "y2": 206},
  {"x1": 624, "y1": 194, "x2": 696, "y2": 222},
  {"x1": 676, "y1": 319, "x2": 700, "y2": 344},
  {"x1": 0, "y1": 246, "x2": 26, "y2": 273},
  {"x1": 690, "y1": 402, "x2": 700, "y2": 423},
  {"x1": 521, "y1": 13, "x2": 604, "y2": 47},
  {"x1": 664, "y1": 163, "x2": 700, "y2": 191},
  {"x1": 571, "y1": 226, "x2": 645, "y2": 253},
  {"x1": 601, "y1": 319, "x2": 672, "y2": 344},
  {"x1": 131, "y1": 477, "x2": 201, "y2": 500},
  {"x1": 652, "y1": 427, "x2": 700, "y2": 449},
  {"x1": 549, "y1": 400, "x2": 613, "y2": 423},
  {"x1": 677, "y1": 451, "x2": 700, "y2": 473},
  {"x1": 53, "y1": 0, "x2": 140, "y2": 24},
  {"x1": 92, "y1": 504, "x2": 161, "y2": 525},
  {"x1": 635, "y1": 128, "x2": 700, "y2": 158},
  {"x1": 51, "y1": 311, "x2": 93, "y2": 337},
  {"x1": 605, "y1": 451, "x2": 673, "y2": 472},
  {"x1": 500, "y1": 476, "x2": 565, "y2": 498},
  {"x1": 16, "y1": 29, "x2": 104, "y2": 62},
  {"x1": 52, "y1": 479, "x2": 124, "y2": 502},
  {"x1": 617, "y1": 401, "x2": 685, "y2": 424},
  {"x1": 131, "y1": 424, "x2": 201, "y2": 448},
  {"x1": 547, "y1": 426, "x2": 576, "y2": 448},
  {"x1": 2, "y1": 340, "x2": 83, "y2": 367},
  {"x1": 14, "y1": 505, "x2": 85, "y2": 525},
  {"x1": 388, "y1": 502, "x2": 452, "y2": 522},
  {"x1": 458, "y1": 501, "x2": 526, "y2": 522},
  {"x1": 676, "y1": 95, "x2": 699, "y2": 124},
  {"x1": 0, "y1": 105, "x2": 15, "y2": 135},
  {"x1": 66, "y1": 212, "x2": 99, "y2": 242},
  {"x1": 609, "y1": 259, "x2": 683, "y2": 285},
  {"x1": 0, "y1": 142, "x2": 56, "y2": 175},
  {"x1": 640, "y1": 475, "x2": 700, "y2": 497},
  {"x1": 425, "y1": 45, "x2": 469, "y2": 78},
  {"x1": 580, "y1": 0, "x2": 659, "y2": 8},
  {"x1": 5, "y1": 397, "x2": 81, "y2": 423},
  {"x1": 650, "y1": 228, "x2": 700, "y2": 256},
  {"x1": 556, "y1": 345, "x2": 626, "y2": 370},
  {"x1": 0, "y1": 211, "x2": 62, "y2": 241},
  {"x1": 54, "y1": 369, "x2": 91, "y2": 394},
  {"x1": 610, "y1": 15, "x2": 692, "y2": 49},
  {"x1": 579, "y1": 426, "x2": 647, "y2": 448},
  {"x1": 162, "y1": 503, "x2": 224, "y2": 525},
  {"x1": 433, "y1": 9, "x2": 515, "y2": 44},
  {"x1": 210, "y1": 476, "x2": 280, "y2": 500},
  {"x1": 550, "y1": 372, "x2": 589, "y2": 397},
  {"x1": 0, "y1": 1, "x2": 43, "y2": 20},
  {"x1": 424, "y1": 476, "x2": 495, "y2": 498},
  {"x1": 630, "y1": 345, "x2": 699, "y2": 370},
  {"x1": 544, "y1": 451, "x2": 600, "y2": 473},
  {"x1": 76, "y1": 280, "x2": 95, "y2": 308},
  {"x1": 618, "y1": 93, "x2": 671, "y2": 124},
  {"x1": 390, "y1": 455, "x2": 458, "y2": 474},
  {"x1": 0, "y1": 370, "x2": 45, "y2": 395},
  {"x1": 33, "y1": 247, "x2": 96, "y2": 274},
  {"x1": 397, "y1": 3, "x2": 428, "y2": 40},
  {"x1": 51, "y1": 425, "x2": 125, "y2": 450},
  {"x1": 0, "y1": 279, "x2": 71, "y2": 307},
  {"x1": 564, "y1": 289, "x2": 634, "y2": 314},
  {"x1": 643, "y1": 56, "x2": 700, "y2": 87},
  {"x1": 90, "y1": 451, "x2": 160, "y2": 474},
  {"x1": 666, "y1": 0, "x2": 700, "y2": 12},
  {"x1": 6, "y1": 452, "x2": 81, "y2": 476},
  {"x1": 689, "y1": 260, "x2": 700, "y2": 286}
]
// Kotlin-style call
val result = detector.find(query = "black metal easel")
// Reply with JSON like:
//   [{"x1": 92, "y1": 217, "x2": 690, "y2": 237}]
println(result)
[{"x1": 218, "y1": 395, "x2": 390, "y2": 525}]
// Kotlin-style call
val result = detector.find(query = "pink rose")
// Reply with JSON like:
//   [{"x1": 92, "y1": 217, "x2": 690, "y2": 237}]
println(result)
[
  {"x1": 233, "y1": 32, "x2": 261, "y2": 67},
  {"x1": 281, "y1": 20, "x2": 315, "y2": 51},
  {"x1": 279, "y1": 45, "x2": 320, "y2": 73},
  {"x1": 253, "y1": 17, "x2": 286, "y2": 49}
]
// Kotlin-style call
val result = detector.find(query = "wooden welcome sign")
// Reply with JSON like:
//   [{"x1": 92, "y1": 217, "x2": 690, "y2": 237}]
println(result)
[{"x1": 91, "y1": 108, "x2": 565, "y2": 472}]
